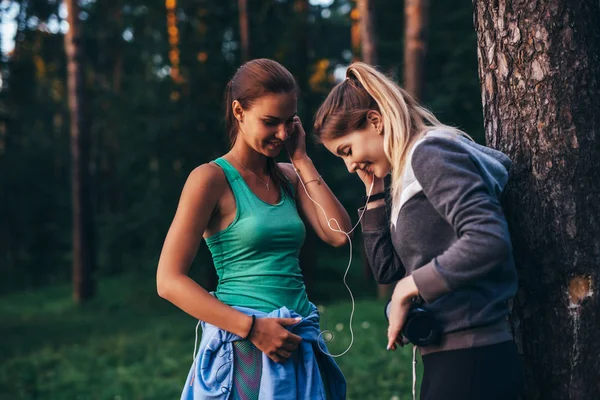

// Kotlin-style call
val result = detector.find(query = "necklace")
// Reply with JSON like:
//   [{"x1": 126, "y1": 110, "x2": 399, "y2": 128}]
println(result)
[{"x1": 230, "y1": 152, "x2": 271, "y2": 191}]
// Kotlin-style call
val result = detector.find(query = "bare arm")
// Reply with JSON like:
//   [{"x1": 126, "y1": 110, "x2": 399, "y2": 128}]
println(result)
[
  {"x1": 282, "y1": 117, "x2": 352, "y2": 247},
  {"x1": 156, "y1": 164, "x2": 254, "y2": 335},
  {"x1": 156, "y1": 164, "x2": 302, "y2": 362},
  {"x1": 280, "y1": 160, "x2": 351, "y2": 247}
]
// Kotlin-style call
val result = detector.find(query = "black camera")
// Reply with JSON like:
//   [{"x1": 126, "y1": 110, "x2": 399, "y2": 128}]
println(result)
[{"x1": 384, "y1": 298, "x2": 442, "y2": 347}]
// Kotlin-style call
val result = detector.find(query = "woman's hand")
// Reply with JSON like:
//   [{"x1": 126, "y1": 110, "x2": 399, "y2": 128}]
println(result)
[
  {"x1": 285, "y1": 116, "x2": 308, "y2": 162},
  {"x1": 386, "y1": 276, "x2": 420, "y2": 350},
  {"x1": 249, "y1": 317, "x2": 303, "y2": 363}
]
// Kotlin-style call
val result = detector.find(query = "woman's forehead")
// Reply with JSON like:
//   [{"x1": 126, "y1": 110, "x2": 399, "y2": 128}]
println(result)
[{"x1": 250, "y1": 93, "x2": 297, "y2": 117}]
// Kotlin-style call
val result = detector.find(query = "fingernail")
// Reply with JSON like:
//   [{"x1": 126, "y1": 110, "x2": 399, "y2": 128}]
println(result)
[
  {"x1": 386, "y1": 344, "x2": 391, "y2": 351},
  {"x1": 295, "y1": 317, "x2": 302, "y2": 321}
]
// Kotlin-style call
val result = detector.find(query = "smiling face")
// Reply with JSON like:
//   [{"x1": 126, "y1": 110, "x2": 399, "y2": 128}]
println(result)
[
  {"x1": 321, "y1": 113, "x2": 391, "y2": 178},
  {"x1": 233, "y1": 92, "x2": 297, "y2": 157}
]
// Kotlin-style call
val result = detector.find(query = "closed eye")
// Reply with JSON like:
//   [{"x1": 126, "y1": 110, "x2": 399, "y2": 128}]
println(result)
[
  {"x1": 336, "y1": 144, "x2": 352, "y2": 158},
  {"x1": 263, "y1": 119, "x2": 279, "y2": 126}
]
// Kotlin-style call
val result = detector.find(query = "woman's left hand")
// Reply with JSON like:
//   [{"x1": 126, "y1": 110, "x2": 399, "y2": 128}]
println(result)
[
  {"x1": 387, "y1": 275, "x2": 420, "y2": 350},
  {"x1": 285, "y1": 116, "x2": 308, "y2": 162}
]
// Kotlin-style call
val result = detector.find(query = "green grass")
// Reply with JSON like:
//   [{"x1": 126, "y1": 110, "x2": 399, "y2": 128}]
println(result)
[{"x1": 0, "y1": 275, "x2": 422, "y2": 399}]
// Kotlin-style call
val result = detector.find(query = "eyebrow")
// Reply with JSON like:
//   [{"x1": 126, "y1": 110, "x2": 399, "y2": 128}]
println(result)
[{"x1": 263, "y1": 113, "x2": 297, "y2": 120}]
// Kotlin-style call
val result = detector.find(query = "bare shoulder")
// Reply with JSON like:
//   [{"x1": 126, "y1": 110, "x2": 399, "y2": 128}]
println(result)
[
  {"x1": 278, "y1": 162, "x2": 299, "y2": 186},
  {"x1": 183, "y1": 162, "x2": 227, "y2": 200}
]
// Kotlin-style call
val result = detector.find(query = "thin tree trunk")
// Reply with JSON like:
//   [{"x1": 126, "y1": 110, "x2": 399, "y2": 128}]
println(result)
[
  {"x1": 293, "y1": 0, "x2": 309, "y2": 93},
  {"x1": 109, "y1": 1, "x2": 123, "y2": 212},
  {"x1": 473, "y1": 1, "x2": 600, "y2": 398},
  {"x1": 350, "y1": 4, "x2": 360, "y2": 61},
  {"x1": 357, "y1": 0, "x2": 377, "y2": 65},
  {"x1": 238, "y1": 0, "x2": 250, "y2": 62},
  {"x1": 112, "y1": 1, "x2": 123, "y2": 94},
  {"x1": 65, "y1": 0, "x2": 95, "y2": 302},
  {"x1": 404, "y1": 0, "x2": 429, "y2": 100}
]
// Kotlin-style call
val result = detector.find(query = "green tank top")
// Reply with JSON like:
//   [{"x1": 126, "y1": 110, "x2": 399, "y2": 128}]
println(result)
[{"x1": 206, "y1": 157, "x2": 311, "y2": 317}]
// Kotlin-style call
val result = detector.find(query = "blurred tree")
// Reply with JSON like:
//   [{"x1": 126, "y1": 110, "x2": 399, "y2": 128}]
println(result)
[
  {"x1": 404, "y1": 0, "x2": 428, "y2": 100},
  {"x1": 292, "y1": 0, "x2": 309, "y2": 94},
  {"x1": 64, "y1": 0, "x2": 95, "y2": 301},
  {"x1": 350, "y1": 2, "x2": 360, "y2": 60},
  {"x1": 238, "y1": 0, "x2": 250, "y2": 62},
  {"x1": 357, "y1": 0, "x2": 377, "y2": 65},
  {"x1": 474, "y1": 0, "x2": 600, "y2": 398}
]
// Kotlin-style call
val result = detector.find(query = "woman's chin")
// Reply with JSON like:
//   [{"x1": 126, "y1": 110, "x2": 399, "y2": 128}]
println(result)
[
  {"x1": 372, "y1": 169, "x2": 385, "y2": 179},
  {"x1": 374, "y1": 166, "x2": 391, "y2": 179},
  {"x1": 263, "y1": 143, "x2": 284, "y2": 157}
]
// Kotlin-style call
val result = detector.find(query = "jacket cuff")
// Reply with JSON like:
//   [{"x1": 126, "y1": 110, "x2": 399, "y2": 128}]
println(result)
[
  {"x1": 358, "y1": 205, "x2": 388, "y2": 232},
  {"x1": 411, "y1": 259, "x2": 451, "y2": 303}
]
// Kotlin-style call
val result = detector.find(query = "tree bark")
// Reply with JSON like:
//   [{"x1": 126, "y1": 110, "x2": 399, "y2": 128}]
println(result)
[
  {"x1": 65, "y1": 0, "x2": 95, "y2": 302},
  {"x1": 404, "y1": 0, "x2": 429, "y2": 100},
  {"x1": 357, "y1": 0, "x2": 377, "y2": 65},
  {"x1": 473, "y1": 1, "x2": 600, "y2": 398}
]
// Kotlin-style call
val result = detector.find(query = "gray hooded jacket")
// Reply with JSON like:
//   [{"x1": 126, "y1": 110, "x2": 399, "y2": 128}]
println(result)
[{"x1": 360, "y1": 130, "x2": 518, "y2": 355}]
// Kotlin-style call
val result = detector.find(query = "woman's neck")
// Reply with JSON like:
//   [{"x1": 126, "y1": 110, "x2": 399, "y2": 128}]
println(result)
[{"x1": 228, "y1": 141, "x2": 269, "y2": 176}]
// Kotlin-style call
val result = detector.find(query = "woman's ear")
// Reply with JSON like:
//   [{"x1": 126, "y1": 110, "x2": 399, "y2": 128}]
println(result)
[
  {"x1": 232, "y1": 100, "x2": 244, "y2": 123},
  {"x1": 367, "y1": 110, "x2": 383, "y2": 134}
]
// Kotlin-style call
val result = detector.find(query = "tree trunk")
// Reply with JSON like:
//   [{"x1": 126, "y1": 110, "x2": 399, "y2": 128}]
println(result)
[
  {"x1": 238, "y1": 0, "x2": 250, "y2": 62},
  {"x1": 404, "y1": 0, "x2": 429, "y2": 100},
  {"x1": 473, "y1": 1, "x2": 600, "y2": 398},
  {"x1": 65, "y1": 0, "x2": 95, "y2": 302},
  {"x1": 293, "y1": 0, "x2": 309, "y2": 93},
  {"x1": 357, "y1": 0, "x2": 377, "y2": 65},
  {"x1": 350, "y1": 4, "x2": 360, "y2": 61}
]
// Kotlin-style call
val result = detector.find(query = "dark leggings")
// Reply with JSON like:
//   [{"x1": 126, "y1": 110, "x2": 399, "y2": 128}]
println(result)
[{"x1": 420, "y1": 341, "x2": 524, "y2": 400}]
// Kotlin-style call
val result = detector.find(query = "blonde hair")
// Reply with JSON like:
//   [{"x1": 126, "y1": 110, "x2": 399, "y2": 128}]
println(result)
[{"x1": 314, "y1": 62, "x2": 468, "y2": 226}]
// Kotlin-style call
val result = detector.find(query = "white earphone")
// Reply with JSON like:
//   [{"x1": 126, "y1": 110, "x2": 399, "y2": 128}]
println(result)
[{"x1": 291, "y1": 158, "x2": 376, "y2": 357}]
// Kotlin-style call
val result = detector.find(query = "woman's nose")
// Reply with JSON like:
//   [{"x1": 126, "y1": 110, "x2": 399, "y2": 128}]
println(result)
[
  {"x1": 276, "y1": 124, "x2": 289, "y2": 141},
  {"x1": 345, "y1": 158, "x2": 358, "y2": 173}
]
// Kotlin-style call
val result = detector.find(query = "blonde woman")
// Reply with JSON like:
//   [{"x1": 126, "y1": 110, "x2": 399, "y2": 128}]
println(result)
[{"x1": 313, "y1": 62, "x2": 523, "y2": 400}]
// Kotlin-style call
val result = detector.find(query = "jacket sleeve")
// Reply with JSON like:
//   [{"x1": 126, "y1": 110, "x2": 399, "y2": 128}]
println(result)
[
  {"x1": 359, "y1": 205, "x2": 406, "y2": 284},
  {"x1": 410, "y1": 137, "x2": 512, "y2": 303}
]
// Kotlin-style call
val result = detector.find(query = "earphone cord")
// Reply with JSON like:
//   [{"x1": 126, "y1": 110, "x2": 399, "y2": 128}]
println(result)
[
  {"x1": 291, "y1": 160, "x2": 375, "y2": 358},
  {"x1": 412, "y1": 345, "x2": 417, "y2": 400}
]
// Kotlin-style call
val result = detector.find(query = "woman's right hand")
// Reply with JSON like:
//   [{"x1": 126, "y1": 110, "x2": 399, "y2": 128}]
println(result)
[
  {"x1": 356, "y1": 170, "x2": 385, "y2": 194},
  {"x1": 249, "y1": 317, "x2": 303, "y2": 363}
]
